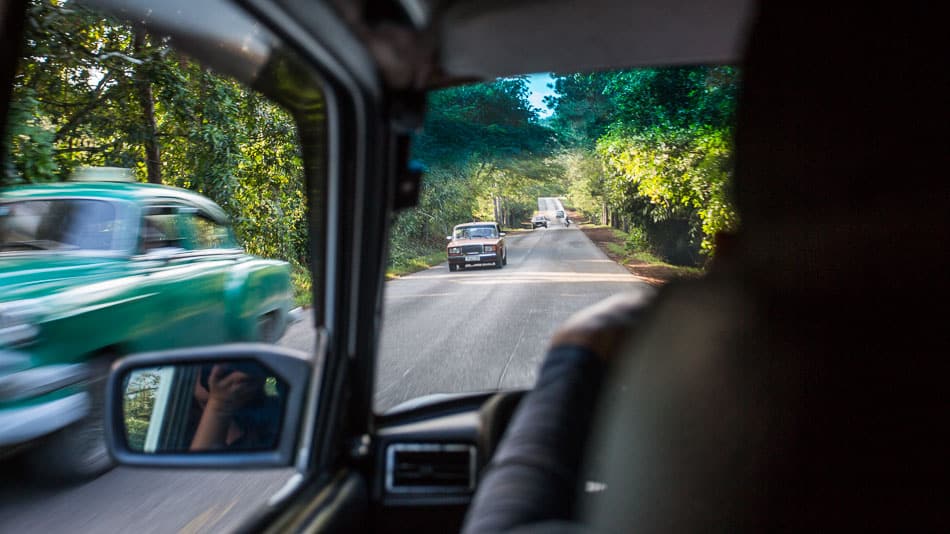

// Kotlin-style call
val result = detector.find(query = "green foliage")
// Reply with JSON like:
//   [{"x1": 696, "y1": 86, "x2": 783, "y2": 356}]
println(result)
[
  {"x1": 559, "y1": 150, "x2": 604, "y2": 220},
  {"x1": 4, "y1": 0, "x2": 309, "y2": 273},
  {"x1": 4, "y1": 92, "x2": 59, "y2": 181},
  {"x1": 549, "y1": 66, "x2": 740, "y2": 264},
  {"x1": 123, "y1": 370, "x2": 160, "y2": 451},
  {"x1": 386, "y1": 250, "x2": 446, "y2": 279},
  {"x1": 5, "y1": 0, "x2": 737, "y2": 275},
  {"x1": 597, "y1": 126, "x2": 736, "y2": 256},
  {"x1": 391, "y1": 66, "x2": 738, "y2": 268},
  {"x1": 624, "y1": 226, "x2": 651, "y2": 254},
  {"x1": 391, "y1": 77, "x2": 560, "y2": 263},
  {"x1": 544, "y1": 73, "x2": 615, "y2": 147},
  {"x1": 291, "y1": 262, "x2": 312, "y2": 307},
  {"x1": 413, "y1": 77, "x2": 551, "y2": 170}
]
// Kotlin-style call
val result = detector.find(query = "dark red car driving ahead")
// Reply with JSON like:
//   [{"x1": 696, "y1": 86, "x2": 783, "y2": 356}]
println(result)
[{"x1": 446, "y1": 222, "x2": 507, "y2": 271}]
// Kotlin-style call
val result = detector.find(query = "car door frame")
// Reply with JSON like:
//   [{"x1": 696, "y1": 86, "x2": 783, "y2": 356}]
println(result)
[
  {"x1": 0, "y1": 0, "x2": 381, "y2": 528},
  {"x1": 0, "y1": 0, "x2": 412, "y2": 529},
  {"x1": 224, "y1": 0, "x2": 402, "y2": 529}
]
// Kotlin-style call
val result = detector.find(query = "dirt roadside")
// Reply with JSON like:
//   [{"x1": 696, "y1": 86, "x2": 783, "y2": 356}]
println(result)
[{"x1": 570, "y1": 212, "x2": 703, "y2": 287}]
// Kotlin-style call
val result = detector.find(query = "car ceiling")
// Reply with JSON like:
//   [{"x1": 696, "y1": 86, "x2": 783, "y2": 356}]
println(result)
[
  {"x1": 76, "y1": 1, "x2": 754, "y2": 94},
  {"x1": 330, "y1": 0, "x2": 755, "y2": 90}
]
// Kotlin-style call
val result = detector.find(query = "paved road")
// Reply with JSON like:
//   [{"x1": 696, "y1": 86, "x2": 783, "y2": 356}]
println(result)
[
  {"x1": 375, "y1": 197, "x2": 646, "y2": 410},
  {"x1": 0, "y1": 197, "x2": 648, "y2": 532}
]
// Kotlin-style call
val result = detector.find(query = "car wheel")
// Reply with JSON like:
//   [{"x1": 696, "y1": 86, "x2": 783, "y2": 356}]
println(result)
[
  {"x1": 502, "y1": 252, "x2": 507, "y2": 266},
  {"x1": 257, "y1": 312, "x2": 282, "y2": 343},
  {"x1": 495, "y1": 258, "x2": 503, "y2": 269},
  {"x1": 449, "y1": 263, "x2": 457, "y2": 272},
  {"x1": 23, "y1": 359, "x2": 114, "y2": 482}
]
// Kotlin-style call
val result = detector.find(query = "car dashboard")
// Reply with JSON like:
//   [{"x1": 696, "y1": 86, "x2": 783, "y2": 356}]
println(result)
[{"x1": 370, "y1": 390, "x2": 526, "y2": 533}]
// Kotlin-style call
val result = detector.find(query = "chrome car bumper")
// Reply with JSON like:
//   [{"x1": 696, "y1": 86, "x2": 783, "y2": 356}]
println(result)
[
  {"x1": 0, "y1": 351, "x2": 93, "y2": 447},
  {"x1": 448, "y1": 253, "x2": 498, "y2": 265},
  {"x1": 0, "y1": 391, "x2": 91, "y2": 447}
]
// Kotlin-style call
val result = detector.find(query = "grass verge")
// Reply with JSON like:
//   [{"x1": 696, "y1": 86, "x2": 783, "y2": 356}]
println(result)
[
  {"x1": 386, "y1": 249, "x2": 447, "y2": 279},
  {"x1": 291, "y1": 263, "x2": 313, "y2": 307},
  {"x1": 296, "y1": 230, "x2": 528, "y2": 298},
  {"x1": 581, "y1": 224, "x2": 704, "y2": 286},
  {"x1": 291, "y1": 247, "x2": 447, "y2": 307}
]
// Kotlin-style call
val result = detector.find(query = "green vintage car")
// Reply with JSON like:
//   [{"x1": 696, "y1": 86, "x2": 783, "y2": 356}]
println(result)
[{"x1": 0, "y1": 173, "x2": 295, "y2": 479}]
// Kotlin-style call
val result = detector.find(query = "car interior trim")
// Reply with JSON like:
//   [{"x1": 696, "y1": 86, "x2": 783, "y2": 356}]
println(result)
[
  {"x1": 438, "y1": 0, "x2": 754, "y2": 80},
  {"x1": 384, "y1": 443, "x2": 477, "y2": 494},
  {"x1": 83, "y1": 0, "x2": 274, "y2": 85}
]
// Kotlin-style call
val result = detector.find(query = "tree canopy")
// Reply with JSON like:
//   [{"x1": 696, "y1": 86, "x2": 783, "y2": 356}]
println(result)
[
  {"x1": 4, "y1": 0, "x2": 309, "y2": 274},
  {"x1": 547, "y1": 66, "x2": 739, "y2": 263},
  {"x1": 4, "y1": 0, "x2": 739, "y2": 276}
]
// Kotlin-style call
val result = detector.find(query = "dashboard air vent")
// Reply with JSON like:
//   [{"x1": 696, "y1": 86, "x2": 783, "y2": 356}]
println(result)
[{"x1": 386, "y1": 443, "x2": 476, "y2": 494}]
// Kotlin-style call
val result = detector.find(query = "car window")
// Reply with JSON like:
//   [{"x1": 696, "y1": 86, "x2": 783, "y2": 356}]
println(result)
[
  {"x1": 454, "y1": 225, "x2": 499, "y2": 239},
  {"x1": 141, "y1": 208, "x2": 186, "y2": 251},
  {"x1": 0, "y1": 0, "x2": 326, "y2": 530},
  {"x1": 190, "y1": 214, "x2": 238, "y2": 250},
  {"x1": 377, "y1": 67, "x2": 738, "y2": 412},
  {"x1": 0, "y1": 199, "x2": 119, "y2": 251}
]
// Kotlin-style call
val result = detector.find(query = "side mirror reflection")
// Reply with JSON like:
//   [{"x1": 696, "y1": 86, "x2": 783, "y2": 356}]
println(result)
[
  {"x1": 123, "y1": 361, "x2": 285, "y2": 453},
  {"x1": 107, "y1": 344, "x2": 310, "y2": 467}
]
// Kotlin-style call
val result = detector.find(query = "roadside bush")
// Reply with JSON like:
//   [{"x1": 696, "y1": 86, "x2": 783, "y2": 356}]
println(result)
[
  {"x1": 624, "y1": 226, "x2": 651, "y2": 254},
  {"x1": 291, "y1": 262, "x2": 312, "y2": 307}
]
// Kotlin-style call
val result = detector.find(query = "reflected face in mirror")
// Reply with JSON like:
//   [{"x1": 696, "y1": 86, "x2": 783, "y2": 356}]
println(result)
[{"x1": 123, "y1": 361, "x2": 285, "y2": 453}]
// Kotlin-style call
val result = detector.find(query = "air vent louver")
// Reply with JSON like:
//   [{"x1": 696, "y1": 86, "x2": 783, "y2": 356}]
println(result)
[{"x1": 386, "y1": 444, "x2": 476, "y2": 494}]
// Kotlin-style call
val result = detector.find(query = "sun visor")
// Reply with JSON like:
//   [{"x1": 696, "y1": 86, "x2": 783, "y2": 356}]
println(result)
[{"x1": 80, "y1": 0, "x2": 275, "y2": 85}]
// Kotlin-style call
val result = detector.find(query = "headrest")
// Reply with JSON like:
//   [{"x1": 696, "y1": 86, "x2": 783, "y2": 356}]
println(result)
[{"x1": 731, "y1": 3, "x2": 946, "y2": 294}]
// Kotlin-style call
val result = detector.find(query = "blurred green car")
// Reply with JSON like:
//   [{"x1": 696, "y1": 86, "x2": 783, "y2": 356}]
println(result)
[{"x1": 0, "y1": 173, "x2": 295, "y2": 479}]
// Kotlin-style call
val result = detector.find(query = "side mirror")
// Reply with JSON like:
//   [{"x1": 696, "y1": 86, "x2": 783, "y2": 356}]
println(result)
[
  {"x1": 499, "y1": 232, "x2": 506, "y2": 237},
  {"x1": 446, "y1": 236, "x2": 452, "y2": 241},
  {"x1": 106, "y1": 343, "x2": 310, "y2": 468}
]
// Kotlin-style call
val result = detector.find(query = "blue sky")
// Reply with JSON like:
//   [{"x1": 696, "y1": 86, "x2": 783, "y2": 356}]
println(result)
[{"x1": 526, "y1": 72, "x2": 558, "y2": 118}]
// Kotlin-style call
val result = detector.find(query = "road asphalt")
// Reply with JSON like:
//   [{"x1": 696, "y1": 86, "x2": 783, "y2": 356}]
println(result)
[{"x1": 375, "y1": 197, "x2": 647, "y2": 411}]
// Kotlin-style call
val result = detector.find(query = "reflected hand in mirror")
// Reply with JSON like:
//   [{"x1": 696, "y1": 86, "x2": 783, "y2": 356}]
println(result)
[
  {"x1": 191, "y1": 364, "x2": 271, "y2": 451},
  {"x1": 123, "y1": 361, "x2": 285, "y2": 454}
]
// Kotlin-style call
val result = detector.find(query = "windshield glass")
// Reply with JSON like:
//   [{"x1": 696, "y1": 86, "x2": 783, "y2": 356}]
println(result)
[
  {"x1": 377, "y1": 67, "x2": 738, "y2": 412},
  {"x1": 0, "y1": 199, "x2": 119, "y2": 251},
  {"x1": 454, "y1": 225, "x2": 498, "y2": 240}
]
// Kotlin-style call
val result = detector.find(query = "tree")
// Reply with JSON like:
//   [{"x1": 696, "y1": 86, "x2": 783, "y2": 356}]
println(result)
[
  {"x1": 547, "y1": 66, "x2": 740, "y2": 264},
  {"x1": 132, "y1": 28, "x2": 161, "y2": 184},
  {"x1": 4, "y1": 0, "x2": 309, "y2": 274},
  {"x1": 392, "y1": 76, "x2": 557, "y2": 258}
]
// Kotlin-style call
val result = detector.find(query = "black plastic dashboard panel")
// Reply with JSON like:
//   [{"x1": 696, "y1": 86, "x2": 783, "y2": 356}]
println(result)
[{"x1": 374, "y1": 405, "x2": 482, "y2": 506}]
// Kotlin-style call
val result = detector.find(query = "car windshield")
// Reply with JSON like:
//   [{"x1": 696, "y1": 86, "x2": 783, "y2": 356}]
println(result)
[
  {"x1": 0, "y1": 0, "x2": 739, "y2": 527},
  {"x1": 377, "y1": 67, "x2": 738, "y2": 412},
  {"x1": 0, "y1": 199, "x2": 119, "y2": 251},
  {"x1": 454, "y1": 225, "x2": 498, "y2": 239}
]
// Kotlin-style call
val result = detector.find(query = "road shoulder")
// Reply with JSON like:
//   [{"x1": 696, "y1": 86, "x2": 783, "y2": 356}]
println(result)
[{"x1": 578, "y1": 223, "x2": 704, "y2": 286}]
